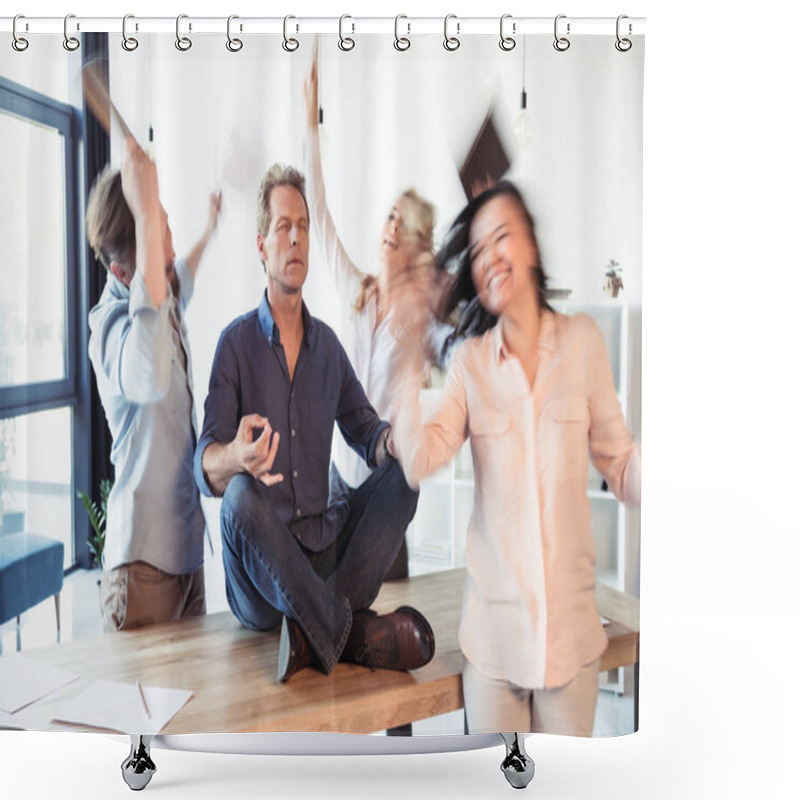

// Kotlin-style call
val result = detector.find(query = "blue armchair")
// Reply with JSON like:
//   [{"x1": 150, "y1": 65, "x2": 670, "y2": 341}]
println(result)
[{"x1": 0, "y1": 531, "x2": 64, "y2": 653}]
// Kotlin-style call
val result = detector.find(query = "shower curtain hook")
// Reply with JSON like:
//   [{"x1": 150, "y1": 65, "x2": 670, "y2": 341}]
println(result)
[
  {"x1": 499, "y1": 14, "x2": 516, "y2": 51},
  {"x1": 338, "y1": 15, "x2": 355, "y2": 51},
  {"x1": 12, "y1": 15, "x2": 29, "y2": 52},
  {"x1": 176, "y1": 14, "x2": 192, "y2": 51},
  {"x1": 394, "y1": 15, "x2": 411, "y2": 51},
  {"x1": 444, "y1": 14, "x2": 460, "y2": 51},
  {"x1": 226, "y1": 15, "x2": 243, "y2": 52},
  {"x1": 615, "y1": 15, "x2": 633, "y2": 52},
  {"x1": 63, "y1": 14, "x2": 80, "y2": 51},
  {"x1": 553, "y1": 14, "x2": 570, "y2": 52},
  {"x1": 121, "y1": 14, "x2": 139, "y2": 51},
  {"x1": 283, "y1": 15, "x2": 299, "y2": 52}
]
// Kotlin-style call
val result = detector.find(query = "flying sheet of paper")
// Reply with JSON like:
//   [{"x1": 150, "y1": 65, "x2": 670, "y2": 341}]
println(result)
[
  {"x1": 51, "y1": 679, "x2": 193, "y2": 735},
  {"x1": 82, "y1": 60, "x2": 135, "y2": 141},
  {"x1": 0, "y1": 654, "x2": 80, "y2": 714}
]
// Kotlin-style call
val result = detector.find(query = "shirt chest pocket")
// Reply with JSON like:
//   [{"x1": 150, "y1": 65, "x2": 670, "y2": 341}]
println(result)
[
  {"x1": 467, "y1": 410, "x2": 512, "y2": 485},
  {"x1": 542, "y1": 398, "x2": 589, "y2": 481}
]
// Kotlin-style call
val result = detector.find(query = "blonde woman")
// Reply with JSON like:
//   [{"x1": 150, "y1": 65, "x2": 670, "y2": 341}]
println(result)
[{"x1": 304, "y1": 54, "x2": 441, "y2": 577}]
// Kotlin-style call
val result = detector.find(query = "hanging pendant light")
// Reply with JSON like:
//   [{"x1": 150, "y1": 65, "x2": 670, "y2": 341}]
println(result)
[{"x1": 513, "y1": 36, "x2": 532, "y2": 148}]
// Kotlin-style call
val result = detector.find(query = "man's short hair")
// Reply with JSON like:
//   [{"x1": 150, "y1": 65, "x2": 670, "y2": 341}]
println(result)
[
  {"x1": 86, "y1": 166, "x2": 136, "y2": 274},
  {"x1": 256, "y1": 164, "x2": 309, "y2": 238}
]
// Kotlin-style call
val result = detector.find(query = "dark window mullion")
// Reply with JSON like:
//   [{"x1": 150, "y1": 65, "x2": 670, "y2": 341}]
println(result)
[
  {"x1": 0, "y1": 379, "x2": 77, "y2": 420},
  {"x1": 0, "y1": 77, "x2": 73, "y2": 137}
]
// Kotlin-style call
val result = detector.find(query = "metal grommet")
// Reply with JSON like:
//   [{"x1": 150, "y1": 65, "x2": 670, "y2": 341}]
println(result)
[
  {"x1": 499, "y1": 14, "x2": 516, "y2": 51},
  {"x1": 226, "y1": 15, "x2": 243, "y2": 52},
  {"x1": 394, "y1": 15, "x2": 410, "y2": 51},
  {"x1": 283, "y1": 15, "x2": 299, "y2": 52},
  {"x1": 63, "y1": 14, "x2": 80, "y2": 51},
  {"x1": 615, "y1": 15, "x2": 632, "y2": 52},
  {"x1": 12, "y1": 15, "x2": 29, "y2": 52},
  {"x1": 553, "y1": 14, "x2": 570, "y2": 52},
  {"x1": 175, "y1": 14, "x2": 192, "y2": 51},
  {"x1": 443, "y1": 14, "x2": 460, "y2": 52},
  {"x1": 121, "y1": 14, "x2": 139, "y2": 52},
  {"x1": 338, "y1": 14, "x2": 355, "y2": 51}
]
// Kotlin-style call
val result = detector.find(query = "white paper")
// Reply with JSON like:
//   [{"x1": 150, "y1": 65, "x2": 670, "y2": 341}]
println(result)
[
  {"x1": 51, "y1": 680, "x2": 193, "y2": 735},
  {"x1": 0, "y1": 655, "x2": 79, "y2": 714}
]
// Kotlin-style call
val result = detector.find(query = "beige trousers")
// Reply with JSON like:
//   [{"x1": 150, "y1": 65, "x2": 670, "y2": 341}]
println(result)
[
  {"x1": 101, "y1": 561, "x2": 206, "y2": 633},
  {"x1": 462, "y1": 656, "x2": 600, "y2": 735}
]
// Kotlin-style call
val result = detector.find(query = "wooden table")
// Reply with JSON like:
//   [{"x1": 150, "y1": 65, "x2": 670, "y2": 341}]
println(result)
[{"x1": 1, "y1": 568, "x2": 639, "y2": 735}]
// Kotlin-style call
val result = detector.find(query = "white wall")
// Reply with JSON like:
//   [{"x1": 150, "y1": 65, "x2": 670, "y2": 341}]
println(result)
[
  {"x1": 107, "y1": 32, "x2": 643, "y2": 420},
  {"x1": 105, "y1": 30, "x2": 644, "y2": 592}
]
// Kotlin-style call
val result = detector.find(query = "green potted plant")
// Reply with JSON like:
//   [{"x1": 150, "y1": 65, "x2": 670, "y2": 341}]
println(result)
[{"x1": 77, "y1": 479, "x2": 112, "y2": 569}]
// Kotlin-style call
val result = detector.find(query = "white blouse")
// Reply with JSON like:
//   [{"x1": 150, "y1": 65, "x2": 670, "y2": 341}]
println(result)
[
  {"x1": 305, "y1": 125, "x2": 422, "y2": 488},
  {"x1": 394, "y1": 311, "x2": 641, "y2": 690}
]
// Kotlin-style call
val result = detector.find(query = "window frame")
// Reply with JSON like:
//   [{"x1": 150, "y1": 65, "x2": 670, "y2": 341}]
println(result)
[{"x1": 0, "y1": 76, "x2": 90, "y2": 570}]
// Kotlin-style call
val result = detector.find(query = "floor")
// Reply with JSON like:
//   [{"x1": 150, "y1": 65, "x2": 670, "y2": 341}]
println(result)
[{"x1": 0, "y1": 567, "x2": 635, "y2": 738}]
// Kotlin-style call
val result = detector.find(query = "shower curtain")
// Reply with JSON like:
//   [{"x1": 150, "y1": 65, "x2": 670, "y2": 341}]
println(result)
[{"x1": 0, "y1": 18, "x2": 644, "y2": 743}]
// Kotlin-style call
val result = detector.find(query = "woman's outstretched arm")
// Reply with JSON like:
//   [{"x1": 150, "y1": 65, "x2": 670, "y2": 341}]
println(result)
[
  {"x1": 304, "y1": 44, "x2": 365, "y2": 300},
  {"x1": 587, "y1": 320, "x2": 641, "y2": 507}
]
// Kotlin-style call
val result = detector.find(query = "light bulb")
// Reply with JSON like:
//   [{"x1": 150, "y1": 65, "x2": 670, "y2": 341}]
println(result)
[{"x1": 514, "y1": 89, "x2": 532, "y2": 148}]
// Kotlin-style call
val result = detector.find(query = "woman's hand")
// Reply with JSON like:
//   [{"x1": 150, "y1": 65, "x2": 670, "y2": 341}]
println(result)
[{"x1": 304, "y1": 38, "x2": 319, "y2": 129}]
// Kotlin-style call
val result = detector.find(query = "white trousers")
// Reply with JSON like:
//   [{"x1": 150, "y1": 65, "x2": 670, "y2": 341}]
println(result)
[{"x1": 462, "y1": 656, "x2": 600, "y2": 736}]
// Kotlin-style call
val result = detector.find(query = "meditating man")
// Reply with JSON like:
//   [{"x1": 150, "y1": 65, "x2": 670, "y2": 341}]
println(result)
[{"x1": 194, "y1": 163, "x2": 434, "y2": 683}]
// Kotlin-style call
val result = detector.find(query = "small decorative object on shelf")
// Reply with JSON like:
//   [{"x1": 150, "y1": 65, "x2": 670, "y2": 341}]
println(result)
[{"x1": 603, "y1": 259, "x2": 624, "y2": 298}]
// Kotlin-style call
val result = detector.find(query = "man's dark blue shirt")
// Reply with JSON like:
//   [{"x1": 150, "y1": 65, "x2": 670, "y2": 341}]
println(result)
[{"x1": 195, "y1": 292, "x2": 388, "y2": 552}]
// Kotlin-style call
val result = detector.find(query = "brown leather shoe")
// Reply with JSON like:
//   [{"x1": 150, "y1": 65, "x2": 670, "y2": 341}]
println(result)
[
  {"x1": 342, "y1": 606, "x2": 435, "y2": 671},
  {"x1": 277, "y1": 616, "x2": 313, "y2": 683}
]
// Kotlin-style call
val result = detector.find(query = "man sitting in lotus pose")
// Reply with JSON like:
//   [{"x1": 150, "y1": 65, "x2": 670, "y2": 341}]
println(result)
[{"x1": 194, "y1": 163, "x2": 434, "y2": 682}]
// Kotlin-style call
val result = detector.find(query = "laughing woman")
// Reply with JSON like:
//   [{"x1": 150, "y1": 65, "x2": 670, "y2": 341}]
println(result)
[
  {"x1": 303, "y1": 52, "x2": 441, "y2": 578},
  {"x1": 391, "y1": 181, "x2": 641, "y2": 735}
]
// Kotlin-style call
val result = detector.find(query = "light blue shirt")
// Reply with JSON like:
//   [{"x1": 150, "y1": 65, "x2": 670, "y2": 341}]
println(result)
[{"x1": 88, "y1": 259, "x2": 205, "y2": 574}]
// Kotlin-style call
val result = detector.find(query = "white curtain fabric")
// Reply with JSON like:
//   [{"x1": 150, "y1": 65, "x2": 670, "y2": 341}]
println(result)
[
  {"x1": 107, "y1": 32, "x2": 643, "y2": 397},
  {"x1": 104, "y1": 32, "x2": 644, "y2": 613}
]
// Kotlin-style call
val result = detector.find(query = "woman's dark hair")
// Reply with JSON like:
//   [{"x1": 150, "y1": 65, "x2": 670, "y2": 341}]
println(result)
[{"x1": 436, "y1": 181, "x2": 551, "y2": 358}]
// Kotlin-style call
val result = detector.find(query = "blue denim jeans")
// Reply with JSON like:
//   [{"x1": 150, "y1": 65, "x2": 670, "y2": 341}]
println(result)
[{"x1": 220, "y1": 458, "x2": 418, "y2": 673}]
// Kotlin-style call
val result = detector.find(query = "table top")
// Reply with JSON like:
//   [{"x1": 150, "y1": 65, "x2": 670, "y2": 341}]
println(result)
[{"x1": 1, "y1": 568, "x2": 639, "y2": 735}]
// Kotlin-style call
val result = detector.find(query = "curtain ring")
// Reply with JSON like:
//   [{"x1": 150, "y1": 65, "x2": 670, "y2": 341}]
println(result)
[
  {"x1": 63, "y1": 14, "x2": 80, "y2": 51},
  {"x1": 443, "y1": 14, "x2": 460, "y2": 52},
  {"x1": 338, "y1": 14, "x2": 355, "y2": 51},
  {"x1": 394, "y1": 15, "x2": 410, "y2": 51},
  {"x1": 226, "y1": 15, "x2": 242, "y2": 52},
  {"x1": 283, "y1": 15, "x2": 299, "y2": 52},
  {"x1": 121, "y1": 14, "x2": 138, "y2": 52},
  {"x1": 499, "y1": 14, "x2": 516, "y2": 51},
  {"x1": 615, "y1": 15, "x2": 632, "y2": 52},
  {"x1": 175, "y1": 14, "x2": 192, "y2": 51},
  {"x1": 553, "y1": 14, "x2": 570, "y2": 52},
  {"x1": 12, "y1": 15, "x2": 29, "y2": 52}
]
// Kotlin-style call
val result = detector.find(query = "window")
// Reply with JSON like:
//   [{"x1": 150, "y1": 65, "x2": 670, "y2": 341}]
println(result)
[{"x1": 0, "y1": 76, "x2": 89, "y2": 570}]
